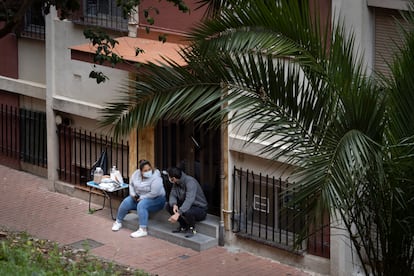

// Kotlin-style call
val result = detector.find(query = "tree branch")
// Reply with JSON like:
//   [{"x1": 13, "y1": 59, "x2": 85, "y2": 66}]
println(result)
[{"x1": 0, "y1": 0, "x2": 35, "y2": 39}]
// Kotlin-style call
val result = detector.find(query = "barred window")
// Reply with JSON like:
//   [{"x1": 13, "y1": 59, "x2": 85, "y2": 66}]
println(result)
[
  {"x1": 75, "y1": 0, "x2": 128, "y2": 32},
  {"x1": 21, "y1": 4, "x2": 45, "y2": 40}
]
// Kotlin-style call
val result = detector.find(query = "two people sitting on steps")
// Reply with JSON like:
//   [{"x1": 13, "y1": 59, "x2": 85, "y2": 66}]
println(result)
[{"x1": 111, "y1": 161, "x2": 208, "y2": 239}]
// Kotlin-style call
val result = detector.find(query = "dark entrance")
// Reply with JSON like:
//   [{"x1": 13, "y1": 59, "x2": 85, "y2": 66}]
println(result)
[{"x1": 155, "y1": 120, "x2": 221, "y2": 216}]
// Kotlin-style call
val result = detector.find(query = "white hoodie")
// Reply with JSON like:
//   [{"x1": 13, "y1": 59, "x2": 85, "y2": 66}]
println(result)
[{"x1": 129, "y1": 169, "x2": 165, "y2": 200}]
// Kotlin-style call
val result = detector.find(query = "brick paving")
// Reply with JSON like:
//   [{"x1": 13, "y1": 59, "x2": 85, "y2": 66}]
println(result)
[{"x1": 0, "y1": 165, "x2": 312, "y2": 276}]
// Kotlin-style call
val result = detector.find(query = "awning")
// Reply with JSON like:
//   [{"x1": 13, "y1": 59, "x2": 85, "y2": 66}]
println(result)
[{"x1": 70, "y1": 36, "x2": 186, "y2": 71}]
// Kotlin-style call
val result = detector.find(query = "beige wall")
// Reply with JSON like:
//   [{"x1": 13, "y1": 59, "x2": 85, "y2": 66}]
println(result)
[
  {"x1": 51, "y1": 19, "x2": 129, "y2": 109},
  {"x1": 332, "y1": 0, "x2": 375, "y2": 73},
  {"x1": 54, "y1": 112, "x2": 110, "y2": 133},
  {"x1": 229, "y1": 151, "x2": 295, "y2": 181},
  {"x1": 139, "y1": 0, "x2": 206, "y2": 34},
  {"x1": 367, "y1": 0, "x2": 410, "y2": 10},
  {"x1": 20, "y1": 96, "x2": 46, "y2": 112},
  {"x1": 18, "y1": 38, "x2": 46, "y2": 84}
]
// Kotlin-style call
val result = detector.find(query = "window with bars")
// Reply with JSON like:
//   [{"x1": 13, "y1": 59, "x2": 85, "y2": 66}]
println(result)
[
  {"x1": 74, "y1": 0, "x2": 128, "y2": 32},
  {"x1": 0, "y1": 105, "x2": 47, "y2": 167},
  {"x1": 21, "y1": 4, "x2": 45, "y2": 40}
]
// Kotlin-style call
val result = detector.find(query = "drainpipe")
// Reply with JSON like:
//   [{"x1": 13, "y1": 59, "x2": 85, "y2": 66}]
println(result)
[
  {"x1": 45, "y1": 7, "x2": 58, "y2": 192},
  {"x1": 219, "y1": 173, "x2": 225, "y2": 246},
  {"x1": 218, "y1": 124, "x2": 229, "y2": 246}
]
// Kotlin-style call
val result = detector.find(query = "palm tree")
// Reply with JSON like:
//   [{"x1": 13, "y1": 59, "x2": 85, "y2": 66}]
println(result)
[{"x1": 100, "y1": 0, "x2": 414, "y2": 274}]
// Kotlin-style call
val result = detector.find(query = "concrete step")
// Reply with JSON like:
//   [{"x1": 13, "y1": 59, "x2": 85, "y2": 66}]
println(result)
[
  {"x1": 122, "y1": 211, "x2": 219, "y2": 251},
  {"x1": 146, "y1": 219, "x2": 218, "y2": 251},
  {"x1": 150, "y1": 211, "x2": 220, "y2": 238}
]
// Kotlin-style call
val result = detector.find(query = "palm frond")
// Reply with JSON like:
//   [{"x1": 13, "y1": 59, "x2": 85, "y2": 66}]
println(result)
[{"x1": 99, "y1": 1, "x2": 414, "y2": 272}]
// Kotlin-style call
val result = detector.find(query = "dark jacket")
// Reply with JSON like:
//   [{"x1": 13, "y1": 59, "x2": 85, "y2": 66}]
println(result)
[{"x1": 169, "y1": 172, "x2": 208, "y2": 214}]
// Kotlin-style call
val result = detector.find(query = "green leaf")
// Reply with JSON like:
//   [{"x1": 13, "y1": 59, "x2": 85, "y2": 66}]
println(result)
[
  {"x1": 99, "y1": 2, "x2": 414, "y2": 273},
  {"x1": 135, "y1": 47, "x2": 145, "y2": 56},
  {"x1": 158, "y1": 34, "x2": 167, "y2": 43},
  {"x1": 146, "y1": 16, "x2": 154, "y2": 25}
]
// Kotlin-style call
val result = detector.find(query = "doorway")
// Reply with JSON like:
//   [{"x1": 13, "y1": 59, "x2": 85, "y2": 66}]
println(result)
[{"x1": 155, "y1": 120, "x2": 221, "y2": 216}]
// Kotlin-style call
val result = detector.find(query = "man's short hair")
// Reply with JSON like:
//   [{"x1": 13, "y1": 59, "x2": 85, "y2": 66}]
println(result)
[{"x1": 167, "y1": 167, "x2": 182, "y2": 179}]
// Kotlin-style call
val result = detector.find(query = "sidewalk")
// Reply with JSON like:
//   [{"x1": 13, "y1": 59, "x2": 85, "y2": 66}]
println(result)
[{"x1": 0, "y1": 165, "x2": 312, "y2": 276}]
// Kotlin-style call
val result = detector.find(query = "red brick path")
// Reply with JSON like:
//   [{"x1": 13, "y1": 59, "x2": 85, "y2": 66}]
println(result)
[{"x1": 0, "y1": 165, "x2": 312, "y2": 276}]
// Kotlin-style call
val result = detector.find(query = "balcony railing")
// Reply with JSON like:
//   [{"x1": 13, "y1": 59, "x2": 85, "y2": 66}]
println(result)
[
  {"x1": 71, "y1": 0, "x2": 128, "y2": 32},
  {"x1": 20, "y1": 5, "x2": 45, "y2": 40}
]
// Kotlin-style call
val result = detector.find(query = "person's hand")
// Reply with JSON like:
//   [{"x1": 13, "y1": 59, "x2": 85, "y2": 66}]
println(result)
[
  {"x1": 134, "y1": 195, "x2": 140, "y2": 202},
  {"x1": 168, "y1": 212, "x2": 180, "y2": 223},
  {"x1": 173, "y1": 204, "x2": 179, "y2": 214}
]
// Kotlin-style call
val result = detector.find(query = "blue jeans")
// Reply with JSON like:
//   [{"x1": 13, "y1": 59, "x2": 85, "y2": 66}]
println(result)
[{"x1": 116, "y1": 195, "x2": 165, "y2": 228}]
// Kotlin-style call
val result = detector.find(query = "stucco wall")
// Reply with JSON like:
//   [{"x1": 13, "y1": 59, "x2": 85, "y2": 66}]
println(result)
[
  {"x1": 20, "y1": 95, "x2": 46, "y2": 112},
  {"x1": 229, "y1": 150, "x2": 295, "y2": 180},
  {"x1": 44, "y1": 8, "x2": 130, "y2": 189},
  {"x1": 18, "y1": 38, "x2": 46, "y2": 84},
  {"x1": 54, "y1": 112, "x2": 113, "y2": 135},
  {"x1": 332, "y1": 0, "x2": 375, "y2": 73},
  {"x1": 51, "y1": 19, "x2": 128, "y2": 109}
]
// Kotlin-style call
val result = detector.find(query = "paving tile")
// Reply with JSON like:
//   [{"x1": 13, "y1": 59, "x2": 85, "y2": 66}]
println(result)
[{"x1": 0, "y1": 164, "x2": 312, "y2": 276}]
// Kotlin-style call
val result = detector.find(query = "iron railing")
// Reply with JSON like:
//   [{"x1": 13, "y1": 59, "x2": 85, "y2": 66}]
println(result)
[
  {"x1": 155, "y1": 120, "x2": 222, "y2": 215},
  {"x1": 71, "y1": 0, "x2": 128, "y2": 32},
  {"x1": 57, "y1": 125, "x2": 129, "y2": 192},
  {"x1": 0, "y1": 105, "x2": 19, "y2": 161},
  {"x1": 231, "y1": 167, "x2": 330, "y2": 258},
  {"x1": 20, "y1": 109, "x2": 47, "y2": 166},
  {"x1": 0, "y1": 104, "x2": 47, "y2": 168},
  {"x1": 20, "y1": 5, "x2": 45, "y2": 40}
]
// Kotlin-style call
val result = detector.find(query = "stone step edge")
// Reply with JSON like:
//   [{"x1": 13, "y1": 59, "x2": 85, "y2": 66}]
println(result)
[
  {"x1": 125, "y1": 212, "x2": 219, "y2": 238},
  {"x1": 150, "y1": 212, "x2": 219, "y2": 237},
  {"x1": 148, "y1": 221, "x2": 218, "y2": 251}
]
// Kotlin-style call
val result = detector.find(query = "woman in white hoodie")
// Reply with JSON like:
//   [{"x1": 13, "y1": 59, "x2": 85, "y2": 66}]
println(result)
[{"x1": 111, "y1": 160, "x2": 166, "y2": 238}]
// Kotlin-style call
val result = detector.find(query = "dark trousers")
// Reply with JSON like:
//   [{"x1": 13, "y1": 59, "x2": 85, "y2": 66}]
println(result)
[{"x1": 166, "y1": 203, "x2": 207, "y2": 229}]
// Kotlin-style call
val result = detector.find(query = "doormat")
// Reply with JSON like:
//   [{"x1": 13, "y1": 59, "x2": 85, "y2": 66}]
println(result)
[{"x1": 66, "y1": 238, "x2": 104, "y2": 250}]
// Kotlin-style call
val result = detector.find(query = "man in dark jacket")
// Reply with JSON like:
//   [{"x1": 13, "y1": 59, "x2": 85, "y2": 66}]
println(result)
[{"x1": 166, "y1": 167, "x2": 208, "y2": 238}]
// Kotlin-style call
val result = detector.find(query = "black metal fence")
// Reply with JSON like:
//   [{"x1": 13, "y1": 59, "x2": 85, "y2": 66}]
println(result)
[
  {"x1": 0, "y1": 105, "x2": 47, "y2": 168},
  {"x1": 57, "y1": 125, "x2": 129, "y2": 190},
  {"x1": 20, "y1": 4, "x2": 45, "y2": 40},
  {"x1": 72, "y1": 0, "x2": 128, "y2": 32},
  {"x1": 20, "y1": 109, "x2": 47, "y2": 166},
  {"x1": 231, "y1": 167, "x2": 330, "y2": 258}
]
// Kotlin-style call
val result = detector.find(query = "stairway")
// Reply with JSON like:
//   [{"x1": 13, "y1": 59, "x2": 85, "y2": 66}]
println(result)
[{"x1": 123, "y1": 211, "x2": 219, "y2": 251}]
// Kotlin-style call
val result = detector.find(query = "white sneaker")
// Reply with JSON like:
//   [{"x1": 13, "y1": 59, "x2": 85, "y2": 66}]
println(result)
[
  {"x1": 130, "y1": 228, "x2": 148, "y2": 238},
  {"x1": 112, "y1": 221, "x2": 122, "y2": 231}
]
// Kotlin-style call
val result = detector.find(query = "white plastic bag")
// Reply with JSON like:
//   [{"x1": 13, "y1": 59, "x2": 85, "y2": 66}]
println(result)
[{"x1": 111, "y1": 170, "x2": 123, "y2": 185}]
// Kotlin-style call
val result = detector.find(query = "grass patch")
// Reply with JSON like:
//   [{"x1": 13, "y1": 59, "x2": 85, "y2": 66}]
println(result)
[{"x1": 0, "y1": 229, "x2": 151, "y2": 275}]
